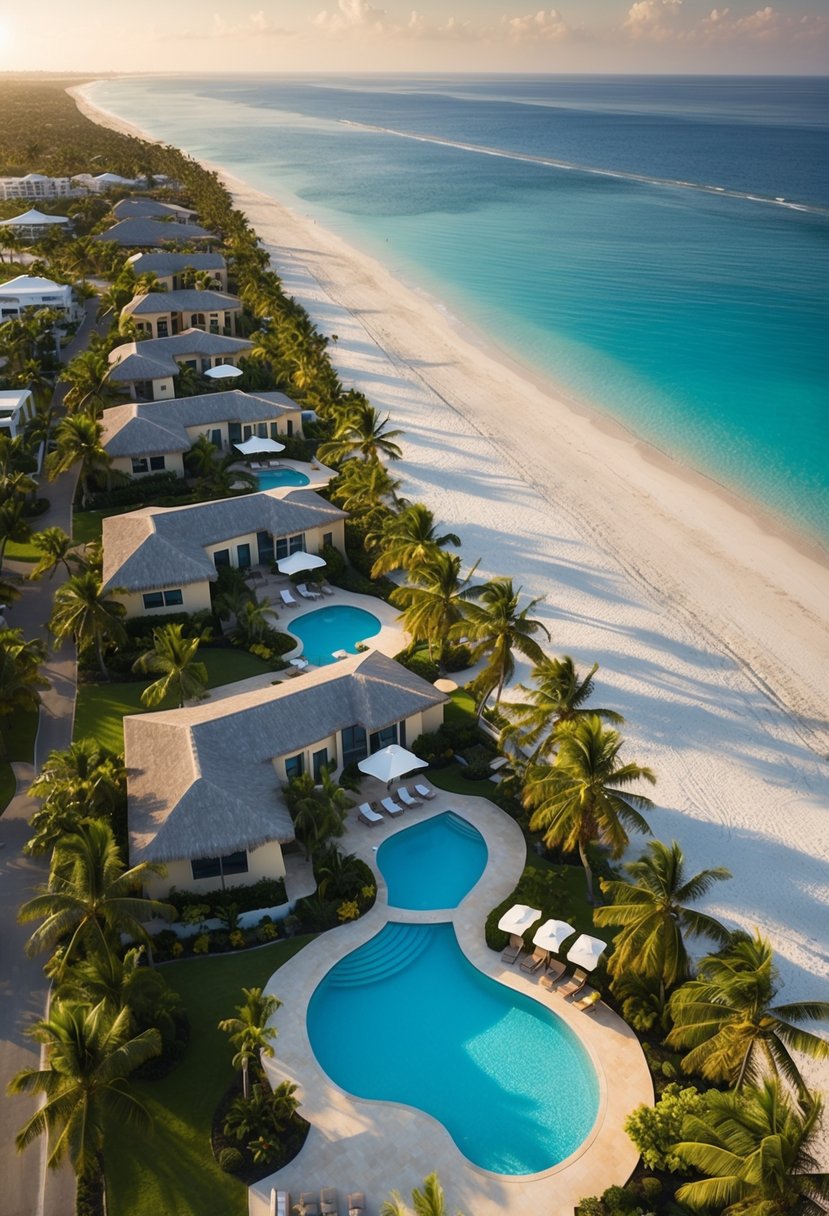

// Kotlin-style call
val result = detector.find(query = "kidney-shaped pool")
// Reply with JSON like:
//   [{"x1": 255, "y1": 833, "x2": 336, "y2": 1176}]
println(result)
[
  {"x1": 377, "y1": 811, "x2": 488, "y2": 909},
  {"x1": 307, "y1": 920, "x2": 599, "y2": 1175}
]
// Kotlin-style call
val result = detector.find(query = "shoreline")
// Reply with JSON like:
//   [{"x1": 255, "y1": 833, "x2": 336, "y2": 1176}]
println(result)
[{"x1": 73, "y1": 85, "x2": 829, "y2": 1029}]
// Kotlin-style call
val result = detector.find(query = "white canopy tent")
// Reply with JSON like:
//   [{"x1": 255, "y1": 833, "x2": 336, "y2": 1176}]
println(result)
[
  {"x1": 566, "y1": 933, "x2": 607, "y2": 972},
  {"x1": 276, "y1": 551, "x2": 326, "y2": 576},
  {"x1": 497, "y1": 904, "x2": 542, "y2": 938},
  {"x1": 234, "y1": 435, "x2": 285, "y2": 455},
  {"x1": 532, "y1": 919, "x2": 576, "y2": 955},
  {"x1": 358, "y1": 744, "x2": 428, "y2": 786},
  {"x1": 204, "y1": 363, "x2": 244, "y2": 380}
]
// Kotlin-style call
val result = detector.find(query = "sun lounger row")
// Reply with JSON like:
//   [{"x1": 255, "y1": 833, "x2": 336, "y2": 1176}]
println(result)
[
  {"x1": 502, "y1": 950, "x2": 602, "y2": 1010},
  {"x1": 281, "y1": 1187, "x2": 364, "y2": 1216},
  {"x1": 279, "y1": 583, "x2": 335, "y2": 607},
  {"x1": 357, "y1": 783, "x2": 436, "y2": 826}
]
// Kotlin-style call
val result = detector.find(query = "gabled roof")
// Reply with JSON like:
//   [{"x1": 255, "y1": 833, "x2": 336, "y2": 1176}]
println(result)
[
  {"x1": 107, "y1": 328, "x2": 253, "y2": 383},
  {"x1": 0, "y1": 208, "x2": 71, "y2": 226},
  {"x1": 102, "y1": 487, "x2": 346, "y2": 592},
  {"x1": 92, "y1": 218, "x2": 212, "y2": 247},
  {"x1": 101, "y1": 390, "x2": 302, "y2": 458},
  {"x1": 125, "y1": 651, "x2": 447, "y2": 864},
  {"x1": 121, "y1": 288, "x2": 241, "y2": 318},
  {"x1": 0, "y1": 274, "x2": 69, "y2": 294}
]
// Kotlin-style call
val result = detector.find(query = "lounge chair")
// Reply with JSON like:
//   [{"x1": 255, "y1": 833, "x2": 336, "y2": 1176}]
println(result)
[
  {"x1": 251, "y1": 461, "x2": 263, "y2": 470},
  {"x1": 289, "y1": 657, "x2": 309, "y2": 671},
  {"x1": 574, "y1": 989, "x2": 602, "y2": 1013},
  {"x1": 397, "y1": 787, "x2": 421, "y2": 808},
  {"x1": 347, "y1": 1196, "x2": 365, "y2": 1216},
  {"x1": 520, "y1": 946, "x2": 548, "y2": 975},
  {"x1": 320, "y1": 583, "x2": 335, "y2": 597},
  {"x1": 271, "y1": 1192, "x2": 290, "y2": 1216},
  {"x1": 320, "y1": 1188, "x2": 338, "y2": 1215},
  {"x1": 501, "y1": 938, "x2": 522, "y2": 964},
  {"x1": 358, "y1": 802, "x2": 384, "y2": 826},
  {"x1": 413, "y1": 782, "x2": 436, "y2": 800},
  {"x1": 280, "y1": 588, "x2": 298, "y2": 606},
  {"x1": 380, "y1": 796, "x2": 404, "y2": 818},
  {"x1": 557, "y1": 968, "x2": 589, "y2": 998},
  {"x1": 298, "y1": 1196, "x2": 319, "y2": 1216},
  {"x1": 539, "y1": 959, "x2": 567, "y2": 990},
  {"x1": 297, "y1": 583, "x2": 321, "y2": 600}
]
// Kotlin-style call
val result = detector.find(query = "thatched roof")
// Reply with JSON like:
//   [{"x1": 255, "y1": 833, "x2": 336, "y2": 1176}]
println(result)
[
  {"x1": 101, "y1": 390, "x2": 302, "y2": 458},
  {"x1": 121, "y1": 288, "x2": 241, "y2": 319},
  {"x1": 102, "y1": 488, "x2": 346, "y2": 592},
  {"x1": 107, "y1": 328, "x2": 253, "y2": 384},
  {"x1": 126, "y1": 650, "x2": 447, "y2": 864},
  {"x1": 127, "y1": 251, "x2": 226, "y2": 275}
]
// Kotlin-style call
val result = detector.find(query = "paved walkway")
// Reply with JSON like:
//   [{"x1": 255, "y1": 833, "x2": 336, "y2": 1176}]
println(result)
[{"x1": 250, "y1": 789, "x2": 652, "y2": 1216}]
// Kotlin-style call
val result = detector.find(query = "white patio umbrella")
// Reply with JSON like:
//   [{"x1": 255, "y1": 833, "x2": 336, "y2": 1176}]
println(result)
[
  {"x1": 276, "y1": 551, "x2": 326, "y2": 576},
  {"x1": 204, "y1": 363, "x2": 243, "y2": 380},
  {"x1": 358, "y1": 744, "x2": 428, "y2": 785},
  {"x1": 566, "y1": 933, "x2": 607, "y2": 972},
  {"x1": 532, "y1": 918, "x2": 576, "y2": 955},
  {"x1": 497, "y1": 904, "x2": 542, "y2": 938},
  {"x1": 234, "y1": 435, "x2": 285, "y2": 455}
]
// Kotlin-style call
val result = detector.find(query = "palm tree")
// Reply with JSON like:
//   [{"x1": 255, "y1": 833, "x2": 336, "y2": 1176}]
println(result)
[
  {"x1": 28, "y1": 526, "x2": 81, "y2": 580},
  {"x1": 229, "y1": 597, "x2": 271, "y2": 647},
  {"x1": 595, "y1": 839, "x2": 731, "y2": 997},
  {"x1": 674, "y1": 1080, "x2": 829, "y2": 1215},
  {"x1": 315, "y1": 845, "x2": 364, "y2": 900},
  {"x1": 8, "y1": 1001, "x2": 161, "y2": 1216},
  {"x1": 523, "y1": 715, "x2": 656, "y2": 902},
  {"x1": 381, "y1": 1173, "x2": 462, "y2": 1216},
  {"x1": 184, "y1": 433, "x2": 220, "y2": 479},
  {"x1": 218, "y1": 987, "x2": 282, "y2": 1100},
  {"x1": 132, "y1": 623, "x2": 209, "y2": 708},
  {"x1": 26, "y1": 739, "x2": 126, "y2": 858},
  {"x1": 46, "y1": 414, "x2": 112, "y2": 509},
  {"x1": 18, "y1": 820, "x2": 174, "y2": 979},
  {"x1": 49, "y1": 570, "x2": 126, "y2": 679},
  {"x1": 390, "y1": 552, "x2": 478, "y2": 666},
  {"x1": 368, "y1": 503, "x2": 461, "y2": 578},
  {"x1": 457, "y1": 578, "x2": 550, "y2": 713},
  {"x1": 0, "y1": 628, "x2": 48, "y2": 756},
  {"x1": 329, "y1": 458, "x2": 402, "y2": 522},
  {"x1": 0, "y1": 495, "x2": 31, "y2": 573},
  {"x1": 667, "y1": 932, "x2": 829, "y2": 1094},
  {"x1": 60, "y1": 347, "x2": 116, "y2": 417},
  {"x1": 317, "y1": 401, "x2": 403, "y2": 465},
  {"x1": 499, "y1": 656, "x2": 623, "y2": 762}
]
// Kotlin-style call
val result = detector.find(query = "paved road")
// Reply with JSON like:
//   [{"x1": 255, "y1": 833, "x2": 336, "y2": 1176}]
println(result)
[{"x1": 0, "y1": 296, "x2": 101, "y2": 1216}]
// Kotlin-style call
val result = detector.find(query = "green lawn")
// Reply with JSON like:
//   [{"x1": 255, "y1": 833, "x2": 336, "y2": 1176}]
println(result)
[
  {"x1": 0, "y1": 708, "x2": 39, "y2": 814},
  {"x1": 74, "y1": 649, "x2": 276, "y2": 752},
  {"x1": 72, "y1": 506, "x2": 134, "y2": 546},
  {"x1": 107, "y1": 936, "x2": 312, "y2": 1216},
  {"x1": 4, "y1": 537, "x2": 40, "y2": 562}
]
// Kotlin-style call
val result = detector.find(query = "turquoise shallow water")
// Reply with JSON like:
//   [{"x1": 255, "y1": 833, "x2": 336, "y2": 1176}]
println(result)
[
  {"x1": 377, "y1": 811, "x2": 488, "y2": 909},
  {"x1": 290, "y1": 604, "x2": 380, "y2": 665},
  {"x1": 87, "y1": 76, "x2": 829, "y2": 545},
  {"x1": 256, "y1": 468, "x2": 310, "y2": 489},
  {"x1": 307, "y1": 920, "x2": 599, "y2": 1173}
]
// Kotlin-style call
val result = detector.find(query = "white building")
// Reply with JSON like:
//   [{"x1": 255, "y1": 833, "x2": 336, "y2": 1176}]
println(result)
[
  {"x1": 0, "y1": 389, "x2": 36, "y2": 440},
  {"x1": 0, "y1": 209, "x2": 72, "y2": 241},
  {"x1": 0, "y1": 173, "x2": 75, "y2": 201},
  {"x1": 0, "y1": 275, "x2": 75, "y2": 321},
  {"x1": 72, "y1": 172, "x2": 141, "y2": 194}
]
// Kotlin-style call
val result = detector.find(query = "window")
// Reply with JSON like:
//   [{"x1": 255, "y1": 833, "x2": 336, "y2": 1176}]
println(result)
[
  {"x1": 257, "y1": 423, "x2": 267, "y2": 438},
  {"x1": 285, "y1": 754, "x2": 304, "y2": 781},
  {"x1": 190, "y1": 851, "x2": 248, "y2": 882},
  {"x1": 256, "y1": 530, "x2": 274, "y2": 565},
  {"x1": 275, "y1": 534, "x2": 305, "y2": 561},
  {"x1": 143, "y1": 589, "x2": 184, "y2": 609},
  {"x1": 213, "y1": 549, "x2": 230, "y2": 568},
  {"x1": 313, "y1": 747, "x2": 332, "y2": 782},
  {"x1": 142, "y1": 592, "x2": 164, "y2": 610},
  {"x1": 237, "y1": 543, "x2": 251, "y2": 569},
  {"x1": 164, "y1": 589, "x2": 183, "y2": 607},
  {"x1": 191, "y1": 312, "x2": 206, "y2": 329},
  {"x1": 287, "y1": 420, "x2": 294, "y2": 437},
  {"x1": 323, "y1": 532, "x2": 333, "y2": 550},
  {"x1": 228, "y1": 422, "x2": 242, "y2": 445},
  {"x1": 269, "y1": 423, "x2": 279, "y2": 440},
  {"x1": 156, "y1": 319, "x2": 169, "y2": 338},
  {"x1": 131, "y1": 457, "x2": 149, "y2": 474},
  {"x1": 370, "y1": 724, "x2": 398, "y2": 753},
  {"x1": 149, "y1": 455, "x2": 166, "y2": 471},
  {"x1": 341, "y1": 725, "x2": 368, "y2": 767},
  {"x1": 210, "y1": 429, "x2": 222, "y2": 448},
  {"x1": 243, "y1": 425, "x2": 253, "y2": 440}
]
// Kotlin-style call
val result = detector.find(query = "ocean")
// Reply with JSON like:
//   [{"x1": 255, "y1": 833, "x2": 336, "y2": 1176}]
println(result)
[{"x1": 86, "y1": 75, "x2": 829, "y2": 546}]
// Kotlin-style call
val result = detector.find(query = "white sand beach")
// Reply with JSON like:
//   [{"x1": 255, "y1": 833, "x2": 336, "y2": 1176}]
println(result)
[{"x1": 76, "y1": 90, "x2": 829, "y2": 1076}]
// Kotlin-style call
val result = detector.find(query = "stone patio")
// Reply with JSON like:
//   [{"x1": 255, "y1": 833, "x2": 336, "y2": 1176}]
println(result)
[{"x1": 249, "y1": 788, "x2": 653, "y2": 1216}]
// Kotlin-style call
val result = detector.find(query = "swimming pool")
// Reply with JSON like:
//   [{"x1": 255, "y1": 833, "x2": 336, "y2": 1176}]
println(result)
[
  {"x1": 257, "y1": 468, "x2": 310, "y2": 489},
  {"x1": 377, "y1": 812, "x2": 488, "y2": 909},
  {"x1": 291, "y1": 605, "x2": 381, "y2": 665},
  {"x1": 307, "y1": 921, "x2": 599, "y2": 1174}
]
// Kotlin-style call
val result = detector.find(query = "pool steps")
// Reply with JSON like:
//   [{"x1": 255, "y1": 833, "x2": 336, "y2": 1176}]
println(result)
[{"x1": 326, "y1": 922, "x2": 433, "y2": 987}]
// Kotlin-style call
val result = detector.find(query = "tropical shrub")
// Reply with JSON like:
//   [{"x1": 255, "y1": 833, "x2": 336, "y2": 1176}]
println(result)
[
  {"x1": 625, "y1": 1084, "x2": 707, "y2": 1174},
  {"x1": 337, "y1": 900, "x2": 360, "y2": 922},
  {"x1": 394, "y1": 649, "x2": 440, "y2": 683},
  {"x1": 192, "y1": 933, "x2": 210, "y2": 955},
  {"x1": 217, "y1": 1147, "x2": 244, "y2": 1174},
  {"x1": 86, "y1": 472, "x2": 188, "y2": 509},
  {"x1": 163, "y1": 877, "x2": 287, "y2": 919},
  {"x1": 443, "y1": 642, "x2": 473, "y2": 672}
]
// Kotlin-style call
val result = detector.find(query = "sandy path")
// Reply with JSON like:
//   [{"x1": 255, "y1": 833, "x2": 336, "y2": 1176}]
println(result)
[{"x1": 75, "y1": 90, "x2": 829, "y2": 1082}]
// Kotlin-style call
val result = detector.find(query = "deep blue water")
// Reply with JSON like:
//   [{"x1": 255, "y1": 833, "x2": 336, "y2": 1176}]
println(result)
[{"x1": 88, "y1": 75, "x2": 829, "y2": 544}]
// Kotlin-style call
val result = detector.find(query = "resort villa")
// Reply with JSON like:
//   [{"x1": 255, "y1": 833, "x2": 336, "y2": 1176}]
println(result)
[
  {"x1": 0, "y1": 388, "x2": 35, "y2": 440},
  {"x1": 100, "y1": 389, "x2": 304, "y2": 477},
  {"x1": 0, "y1": 172, "x2": 75, "y2": 200},
  {"x1": 93, "y1": 217, "x2": 214, "y2": 249},
  {"x1": 126, "y1": 250, "x2": 228, "y2": 292},
  {"x1": 119, "y1": 288, "x2": 243, "y2": 339},
  {"x1": 0, "y1": 274, "x2": 76, "y2": 321},
  {"x1": 101, "y1": 487, "x2": 346, "y2": 616},
  {"x1": 125, "y1": 650, "x2": 447, "y2": 897},
  {"x1": 111, "y1": 197, "x2": 197, "y2": 224},
  {"x1": 107, "y1": 329, "x2": 253, "y2": 401},
  {"x1": 0, "y1": 208, "x2": 71, "y2": 241}
]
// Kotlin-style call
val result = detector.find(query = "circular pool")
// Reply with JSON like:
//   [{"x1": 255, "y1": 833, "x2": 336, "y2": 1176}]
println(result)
[{"x1": 291, "y1": 605, "x2": 381, "y2": 665}]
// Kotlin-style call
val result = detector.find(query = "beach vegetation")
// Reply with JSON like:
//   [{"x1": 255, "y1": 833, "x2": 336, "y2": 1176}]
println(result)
[
  {"x1": 455, "y1": 577, "x2": 550, "y2": 712},
  {"x1": 523, "y1": 715, "x2": 656, "y2": 903},
  {"x1": 499, "y1": 656, "x2": 624, "y2": 763},
  {"x1": 367, "y1": 502, "x2": 461, "y2": 577},
  {"x1": 26, "y1": 738, "x2": 127, "y2": 857},
  {"x1": 132, "y1": 622, "x2": 210, "y2": 709},
  {"x1": 49, "y1": 569, "x2": 127, "y2": 680},
  {"x1": 218, "y1": 986, "x2": 281, "y2": 1101},
  {"x1": 666, "y1": 931, "x2": 829, "y2": 1096},
  {"x1": 317, "y1": 399, "x2": 403, "y2": 465},
  {"x1": 47, "y1": 413, "x2": 117, "y2": 509},
  {"x1": 391, "y1": 551, "x2": 479, "y2": 667},
  {"x1": 0, "y1": 626, "x2": 49, "y2": 749},
  {"x1": 381, "y1": 1172, "x2": 459, "y2": 1216},
  {"x1": 28, "y1": 525, "x2": 84, "y2": 579}
]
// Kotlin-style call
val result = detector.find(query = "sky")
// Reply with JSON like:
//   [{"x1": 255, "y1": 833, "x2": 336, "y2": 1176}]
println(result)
[{"x1": 1, "y1": 0, "x2": 828, "y2": 74}]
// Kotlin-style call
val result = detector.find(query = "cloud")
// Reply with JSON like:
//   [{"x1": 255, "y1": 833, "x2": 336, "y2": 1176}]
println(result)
[
  {"x1": 182, "y1": 10, "x2": 293, "y2": 39},
  {"x1": 623, "y1": 0, "x2": 682, "y2": 39},
  {"x1": 700, "y1": 5, "x2": 829, "y2": 43},
  {"x1": 313, "y1": 0, "x2": 389, "y2": 34},
  {"x1": 503, "y1": 9, "x2": 570, "y2": 41}
]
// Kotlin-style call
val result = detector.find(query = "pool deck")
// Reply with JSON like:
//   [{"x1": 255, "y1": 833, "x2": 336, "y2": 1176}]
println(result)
[{"x1": 250, "y1": 788, "x2": 653, "y2": 1216}]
